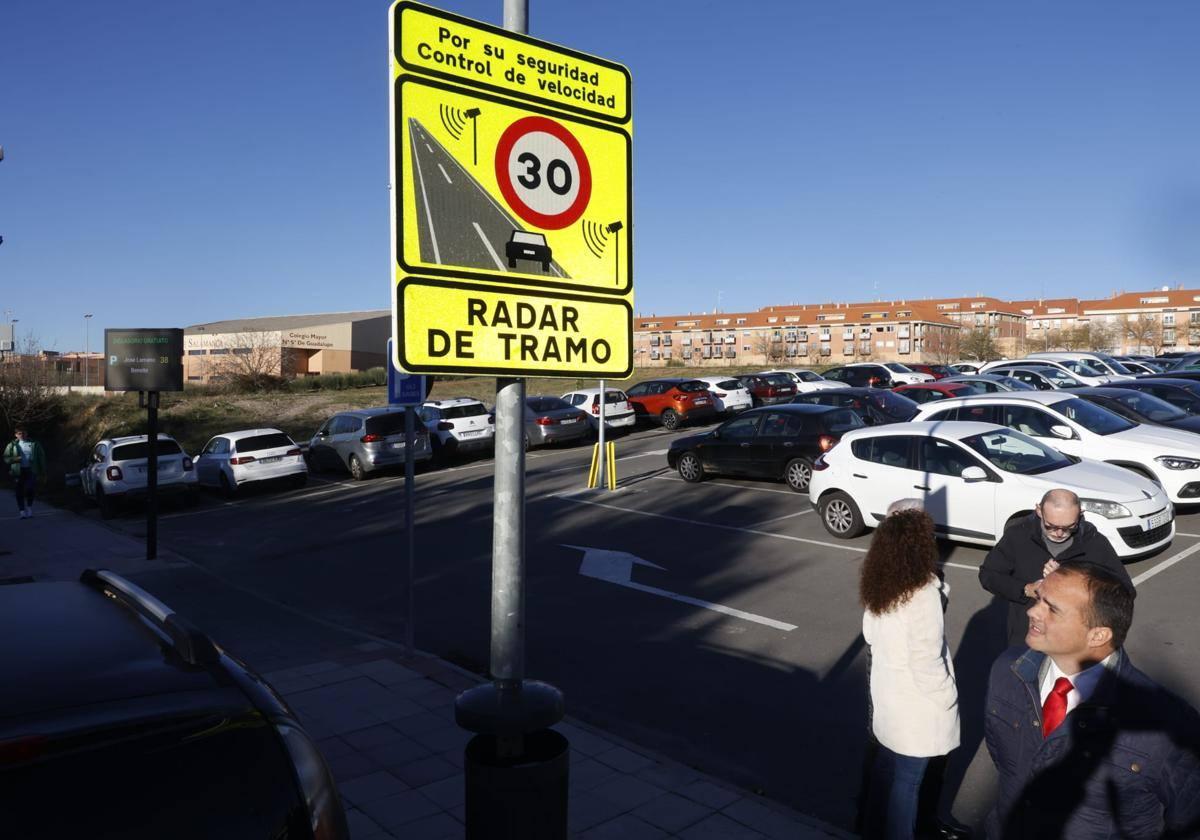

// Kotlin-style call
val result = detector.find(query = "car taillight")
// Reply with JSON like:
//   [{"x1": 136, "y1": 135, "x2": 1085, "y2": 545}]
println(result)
[
  {"x1": 361, "y1": 434, "x2": 384, "y2": 443},
  {"x1": 714, "y1": 392, "x2": 727, "y2": 398},
  {"x1": 818, "y1": 435, "x2": 837, "y2": 452},
  {"x1": 286, "y1": 448, "x2": 301, "y2": 456},
  {"x1": 230, "y1": 456, "x2": 256, "y2": 465},
  {"x1": 182, "y1": 457, "x2": 193, "y2": 471},
  {"x1": 106, "y1": 466, "x2": 123, "y2": 481},
  {"x1": 674, "y1": 393, "x2": 690, "y2": 401},
  {"x1": 437, "y1": 421, "x2": 454, "y2": 430},
  {"x1": 536, "y1": 416, "x2": 556, "y2": 425},
  {"x1": 812, "y1": 453, "x2": 830, "y2": 471},
  {"x1": 591, "y1": 402, "x2": 600, "y2": 414},
  {"x1": 274, "y1": 724, "x2": 349, "y2": 840}
]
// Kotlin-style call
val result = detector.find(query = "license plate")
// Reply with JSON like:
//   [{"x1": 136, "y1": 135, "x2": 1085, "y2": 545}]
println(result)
[
  {"x1": 1147, "y1": 511, "x2": 1170, "y2": 530},
  {"x1": 694, "y1": 399, "x2": 709, "y2": 405},
  {"x1": 259, "y1": 456, "x2": 281, "y2": 464},
  {"x1": 391, "y1": 442, "x2": 406, "y2": 449},
  {"x1": 561, "y1": 417, "x2": 578, "y2": 424},
  {"x1": 461, "y1": 430, "x2": 483, "y2": 437}
]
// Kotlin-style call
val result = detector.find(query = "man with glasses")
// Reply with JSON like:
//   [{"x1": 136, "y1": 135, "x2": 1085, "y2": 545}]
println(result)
[{"x1": 979, "y1": 489, "x2": 1134, "y2": 647}]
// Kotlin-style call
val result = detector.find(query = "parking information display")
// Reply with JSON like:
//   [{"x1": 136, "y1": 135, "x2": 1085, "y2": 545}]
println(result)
[
  {"x1": 104, "y1": 329, "x2": 184, "y2": 392},
  {"x1": 389, "y1": 1, "x2": 633, "y2": 378}
]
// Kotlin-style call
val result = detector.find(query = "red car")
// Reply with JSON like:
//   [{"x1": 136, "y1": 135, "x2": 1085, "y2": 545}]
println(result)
[
  {"x1": 624, "y1": 378, "x2": 718, "y2": 430},
  {"x1": 892, "y1": 382, "x2": 982, "y2": 404},
  {"x1": 736, "y1": 373, "x2": 798, "y2": 406},
  {"x1": 906, "y1": 363, "x2": 958, "y2": 380}
]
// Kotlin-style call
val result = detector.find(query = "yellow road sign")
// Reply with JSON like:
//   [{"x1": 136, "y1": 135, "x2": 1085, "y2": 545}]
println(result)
[
  {"x1": 389, "y1": 1, "x2": 633, "y2": 378},
  {"x1": 396, "y1": 278, "x2": 632, "y2": 378}
]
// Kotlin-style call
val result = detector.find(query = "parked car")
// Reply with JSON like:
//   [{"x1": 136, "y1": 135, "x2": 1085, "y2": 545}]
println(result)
[
  {"x1": 978, "y1": 363, "x2": 1084, "y2": 391},
  {"x1": 1105, "y1": 378, "x2": 1200, "y2": 415},
  {"x1": 561, "y1": 387, "x2": 638, "y2": 431},
  {"x1": 80, "y1": 434, "x2": 197, "y2": 519},
  {"x1": 0, "y1": 569, "x2": 348, "y2": 839},
  {"x1": 737, "y1": 373, "x2": 798, "y2": 406},
  {"x1": 893, "y1": 382, "x2": 983, "y2": 404},
  {"x1": 309, "y1": 407, "x2": 433, "y2": 479},
  {"x1": 625, "y1": 378, "x2": 718, "y2": 430},
  {"x1": 914, "y1": 391, "x2": 1200, "y2": 504},
  {"x1": 668, "y1": 403, "x2": 864, "y2": 492},
  {"x1": 950, "y1": 361, "x2": 985, "y2": 373},
  {"x1": 821, "y1": 364, "x2": 896, "y2": 388},
  {"x1": 847, "y1": 362, "x2": 934, "y2": 385},
  {"x1": 790, "y1": 387, "x2": 920, "y2": 425},
  {"x1": 1026, "y1": 351, "x2": 1137, "y2": 381},
  {"x1": 418, "y1": 398, "x2": 494, "y2": 459},
  {"x1": 941, "y1": 373, "x2": 1037, "y2": 393},
  {"x1": 1117, "y1": 359, "x2": 1165, "y2": 376},
  {"x1": 1156, "y1": 352, "x2": 1200, "y2": 370},
  {"x1": 905, "y1": 363, "x2": 958, "y2": 380},
  {"x1": 693, "y1": 377, "x2": 755, "y2": 415},
  {"x1": 193, "y1": 429, "x2": 307, "y2": 496},
  {"x1": 980, "y1": 358, "x2": 1112, "y2": 386},
  {"x1": 808, "y1": 421, "x2": 1173, "y2": 558},
  {"x1": 760, "y1": 368, "x2": 849, "y2": 393},
  {"x1": 523, "y1": 396, "x2": 590, "y2": 448},
  {"x1": 1073, "y1": 387, "x2": 1200, "y2": 436}
]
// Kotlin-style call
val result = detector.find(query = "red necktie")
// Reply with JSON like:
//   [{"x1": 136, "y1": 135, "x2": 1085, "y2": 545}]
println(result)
[{"x1": 1042, "y1": 676, "x2": 1073, "y2": 738}]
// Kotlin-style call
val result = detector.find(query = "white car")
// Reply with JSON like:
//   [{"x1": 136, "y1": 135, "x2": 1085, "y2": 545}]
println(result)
[
  {"x1": 419, "y1": 398, "x2": 495, "y2": 457},
  {"x1": 760, "y1": 369, "x2": 849, "y2": 394},
  {"x1": 693, "y1": 377, "x2": 755, "y2": 414},
  {"x1": 808, "y1": 421, "x2": 1174, "y2": 558},
  {"x1": 1027, "y1": 351, "x2": 1138, "y2": 381},
  {"x1": 915, "y1": 391, "x2": 1200, "y2": 505},
  {"x1": 193, "y1": 428, "x2": 307, "y2": 495},
  {"x1": 560, "y1": 387, "x2": 638, "y2": 431},
  {"x1": 951, "y1": 361, "x2": 985, "y2": 374},
  {"x1": 848, "y1": 362, "x2": 934, "y2": 385},
  {"x1": 977, "y1": 363, "x2": 1084, "y2": 391},
  {"x1": 980, "y1": 358, "x2": 1112, "y2": 387},
  {"x1": 80, "y1": 434, "x2": 198, "y2": 519}
]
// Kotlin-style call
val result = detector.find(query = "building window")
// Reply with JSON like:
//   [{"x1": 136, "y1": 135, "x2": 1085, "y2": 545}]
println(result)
[
  {"x1": 899, "y1": 340, "x2": 911, "y2": 354},
  {"x1": 820, "y1": 343, "x2": 832, "y2": 356},
  {"x1": 187, "y1": 375, "x2": 202, "y2": 381},
  {"x1": 187, "y1": 349, "x2": 205, "y2": 356},
  {"x1": 209, "y1": 348, "x2": 229, "y2": 355},
  {"x1": 1140, "y1": 297, "x2": 1169, "y2": 304},
  {"x1": 1163, "y1": 314, "x2": 1176, "y2": 327}
]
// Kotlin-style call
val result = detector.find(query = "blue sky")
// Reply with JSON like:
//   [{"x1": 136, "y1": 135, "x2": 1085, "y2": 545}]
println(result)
[{"x1": 3, "y1": 1, "x2": 1199, "y2": 351}]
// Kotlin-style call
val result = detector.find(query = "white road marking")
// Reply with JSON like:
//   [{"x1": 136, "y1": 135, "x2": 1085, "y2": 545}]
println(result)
[
  {"x1": 1176, "y1": 532, "x2": 1200, "y2": 538},
  {"x1": 551, "y1": 494, "x2": 866, "y2": 553},
  {"x1": 944, "y1": 562, "x2": 979, "y2": 572},
  {"x1": 1131, "y1": 540, "x2": 1200, "y2": 587},
  {"x1": 653, "y1": 474, "x2": 797, "y2": 496},
  {"x1": 617, "y1": 449, "x2": 669, "y2": 461},
  {"x1": 437, "y1": 163, "x2": 452, "y2": 184},
  {"x1": 425, "y1": 143, "x2": 433, "y2": 153},
  {"x1": 472, "y1": 222, "x2": 507, "y2": 271},
  {"x1": 748, "y1": 510, "x2": 811, "y2": 526},
  {"x1": 410, "y1": 120, "x2": 441, "y2": 263}
]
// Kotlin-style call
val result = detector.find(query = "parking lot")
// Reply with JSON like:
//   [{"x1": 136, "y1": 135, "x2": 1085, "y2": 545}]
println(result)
[{"x1": 85, "y1": 413, "x2": 1200, "y2": 831}]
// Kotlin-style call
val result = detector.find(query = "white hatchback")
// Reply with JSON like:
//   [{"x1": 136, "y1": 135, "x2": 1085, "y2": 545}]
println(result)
[
  {"x1": 193, "y1": 428, "x2": 307, "y2": 495},
  {"x1": 561, "y1": 387, "x2": 638, "y2": 430},
  {"x1": 808, "y1": 421, "x2": 1174, "y2": 558},
  {"x1": 419, "y1": 398, "x2": 495, "y2": 456},
  {"x1": 848, "y1": 362, "x2": 934, "y2": 385},
  {"x1": 693, "y1": 377, "x2": 754, "y2": 415},
  {"x1": 80, "y1": 434, "x2": 198, "y2": 519},
  {"x1": 915, "y1": 391, "x2": 1200, "y2": 505},
  {"x1": 980, "y1": 358, "x2": 1112, "y2": 387},
  {"x1": 760, "y1": 369, "x2": 849, "y2": 394}
]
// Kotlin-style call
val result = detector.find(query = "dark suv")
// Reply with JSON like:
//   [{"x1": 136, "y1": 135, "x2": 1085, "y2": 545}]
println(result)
[
  {"x1": 820, "y1": 364, "x2": 894, "y2": 388},
  {"x1": 0, "y1": 570, "x2": 348, "y2": 839},
  {"x1": 790, "y1": 387, "x2": 919, "y2": 425}
]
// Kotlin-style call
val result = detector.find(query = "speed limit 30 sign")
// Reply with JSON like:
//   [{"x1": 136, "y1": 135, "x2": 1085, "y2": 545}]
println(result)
[{"x1": 390, "y1": 1, "x2": 633, "y2": 379}]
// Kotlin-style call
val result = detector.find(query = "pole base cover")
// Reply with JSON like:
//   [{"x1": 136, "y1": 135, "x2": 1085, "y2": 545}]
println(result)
[{"x1": 465, "y1": 730, "x2": 568, "y2": 840}]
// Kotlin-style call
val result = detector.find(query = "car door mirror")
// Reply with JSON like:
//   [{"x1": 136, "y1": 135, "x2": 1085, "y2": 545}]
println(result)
[
  {"x1": 961, "y1": 466, "x2": 988, "y2": 483},
  {"x1": 1049, "y1": 424, "x2": 1075, "y2": 440}
]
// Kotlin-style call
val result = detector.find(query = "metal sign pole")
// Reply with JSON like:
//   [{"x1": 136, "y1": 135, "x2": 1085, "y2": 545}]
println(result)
[
  {"x1": 490, "y1": 376, "x2": 525, "y2": 703},
  {"x1": 404, "y1": 405, "x2": 417, "y2": 658},
  {"x1": 597, "y1": 379, "x2": 607, "y2": 488},
  {"x1": 145, "y1": 390, "x2": 159, "y2": 560}
]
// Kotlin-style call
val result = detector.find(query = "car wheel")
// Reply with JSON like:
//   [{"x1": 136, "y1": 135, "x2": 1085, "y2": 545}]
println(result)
[
  {"x1": 97, "y1": 487, "x2": 115, "y2": 520},
  {"x1": 677, "y1": 452, "x2": 704, "y2": 483},
  {"x1": 304, "y1": 451, "x2": 321, "y2": 473},
  {"x1": 819, "y1": 491, "x2": 866, "y2": 538},
  {"x1": 349, "y1": 455, "x2": 367, "y2": 481},
  {"x1": 660, "y1": 409, "x2": 680, "y2": 431},
  {"x1": 784, "y1": 457, "x2": 813, "y2": 493},
  {"x1": 219, "y1": 472, "x2": 237, "y2": 498}
]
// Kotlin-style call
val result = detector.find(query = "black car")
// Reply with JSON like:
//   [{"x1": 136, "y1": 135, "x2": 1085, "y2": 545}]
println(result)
[
  {"x1": 1157, "y1": 352, "x2": 1200, "y2": 370},
  {"x1": 819, "y1": 364, "x2": 895, "y2": 388},
  {"x1": 941, "y1": 373, "x2": 1037, "y2": 393},
  {"x1": 1106, "y1": 378, "x2": 1200, "y2": 416},
  {"x1": 667, "y1": 403, "x2": 865, "y2": 492},
  {"x1": 1141, "y1": 370, "x2": 1200, "y2": 386},
  {"x1": 1073, "y1": 387, "x2": 1200, "y2": 435},
  {"x1": 790, "y1": 387, "x2": 920, "y2": 426},
  {"x1": 0, "y1": 570, "x2": 348, "y2": 840}
]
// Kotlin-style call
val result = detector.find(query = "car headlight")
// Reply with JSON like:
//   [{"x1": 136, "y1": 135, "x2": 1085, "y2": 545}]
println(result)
[
  {"x1": 1079, "y1": 499, "x2": 1132, "y2": 519},
  {"x1": 1154, "y1": 455, "x2": 1200, "y2": 470}
]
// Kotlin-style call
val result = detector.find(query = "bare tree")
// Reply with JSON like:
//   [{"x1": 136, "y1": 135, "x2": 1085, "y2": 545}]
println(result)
[
  {"x1": 1084, "y1": 321, "x2": 1117, "y2": 352},
  {"x1": 926, "y1": 328, "x2": 963, "y2": 364},
  {"x1": 1123, "y1": 315, "x2": 1160, "y2": 356},
  {"x1": 959, "y1": 328, "x2": 1000, "y2": 361},
  {"x1": 752, "y1": 332, "x2": 785, "y2": 366},
  {"x1": 204, "y1": 331, "x2": 284, "y2": 390},
  {"x1": 0, "y1": 333, "x2": 63, "y2": 430}
]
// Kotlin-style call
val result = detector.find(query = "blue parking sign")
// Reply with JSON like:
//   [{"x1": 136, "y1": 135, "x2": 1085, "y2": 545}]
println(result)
[{"x1": 387, "y1": 338, "x2": 426, "y2": 406}]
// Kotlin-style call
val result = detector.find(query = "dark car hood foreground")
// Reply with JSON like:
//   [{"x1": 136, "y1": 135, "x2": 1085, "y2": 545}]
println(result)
[{"x1": 669, "y1": 432, "x2": 711, "y2": 451}]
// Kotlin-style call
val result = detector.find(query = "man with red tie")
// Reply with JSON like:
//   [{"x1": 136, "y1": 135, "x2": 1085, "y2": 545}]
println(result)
[{"x1": 983, "y1": 562, "x2": 1200, "y2": 838}]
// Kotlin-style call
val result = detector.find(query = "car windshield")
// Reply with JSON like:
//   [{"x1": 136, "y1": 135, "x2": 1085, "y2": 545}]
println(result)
[
  {"x1": 1112, "y1": 391, "x2": 1188, "y2": 423},
  {"x1": 1052, "y1": 397, "x2": 1135, "y2": 435},
  {"x1": 797, "y1": 370, "x2": 820, "y2": 381},
  {"x1": 441, "y1": 403, "x2": 487, "y2": 419},
  {"x1": 823, "y1": 409, "x2": 865, "y2": 433},
  {"x1": 997, "y1": 376, "x2": 1036, "y2": 391},
  {"x1": 1096, "y1": 355, "x2": 1134, "y2": 375},
  {"x1": 234, "y1": 433, "x2": 294, "y2": 452},
  {"x1": 868, "y1": 391, "x2": 919, "y2": 419},
  {"x1": 948, "y1": 385, "x2": 983, "y2": 396},
  {"x1": 678, "y1": 380, "x2": 709, "y2": 393},
  {"x1": 511, "y1": 231, "x2": 546, "y2": 246},
  {"x1": 528, "y1": 397, "x2": 571, "y2": 412},
  {"x1": 763, "y1": 374, "x2": 793, "y2": 387},
  {"x1": 365, "y1": 413, "x2": 412, "y2": 435},
  {"x1": 962, "y1": 430, "x2": 1072, "y2": 475},
  {"x1": 112, "y1": 439, "x2": 183, "y2": 460},
  {"x1": 603, "y1": 390, "x2": 628, "y2": 403},
  {"x1": 884, "y1": 363, "x2": 914, "y2": 373},
  {"x1": 1057, "y1": 360, "x2": 1106, "y2": 377},
  {"x1": 715, "y1": 380, "x2": 742, "y2": 390},
  {"x1": 1041, "y1": 368, "x2": 1082, "y2": 387}
]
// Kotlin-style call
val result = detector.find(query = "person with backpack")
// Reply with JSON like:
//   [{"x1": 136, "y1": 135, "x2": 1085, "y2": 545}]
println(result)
[{"x1": 5, "y1": 425, "x2": 47, "y2": 519}]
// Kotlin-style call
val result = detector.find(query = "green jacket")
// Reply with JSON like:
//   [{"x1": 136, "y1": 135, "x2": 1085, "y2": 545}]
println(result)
[{"x1": 4, "y1": 438, "x2": 46, "y2": 480}]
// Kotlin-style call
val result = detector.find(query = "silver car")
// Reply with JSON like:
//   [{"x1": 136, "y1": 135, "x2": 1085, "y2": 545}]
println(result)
[
  {"x1": 308, "y1": 407, "x2": 432, "y2": 480},
  {"x1": 524, "y1": 396, "x2": 590, "y2": 449}
]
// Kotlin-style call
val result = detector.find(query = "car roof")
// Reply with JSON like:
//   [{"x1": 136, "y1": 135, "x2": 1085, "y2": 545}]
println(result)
[
  {"x1": 423, "y1": 398, "x2": 484, "y2": 408},
  {"x1": 841, "y1": 420, "x2": 1002, "y2": 441},
  {"x1": 897, "y1": 383, "x2": 967, "y2": 391},
  {"x1": 0, "y1": 580, "x2": 244, "y2": 721},
  {"x1": 794, "y1": 386, "x2": 876, "y2": 397},
  {"x1": 745, "y1": 403, "x2": 842, "y2": 415},
  {"x1": 341, "y1": 406, "x2": 410, "y2": 417},
  {"x1": 1071, "y1": 387, "x2": 1139, "y2": 398},
  {"x1": 562, "y1": 387, "x2": 625, "y2": 396},
  {"x1": 220, "y1": 428, "x2": 287, "y2": 441},
  {"x1": 923, "y1": 391, "x2": 1071, "y2": 406},
  {"x1": 695, "y1": 376, "x2": 743, "y2": 384},
  {"x1": 1114, "y1": 377, "x2": 1200, "y2": 389},
  {"x1": 102, "y1": 434, "x2": 178, "y2": 446},
  {"x1": 641, "y1": 378, "x2": 696, "y2": 385}
]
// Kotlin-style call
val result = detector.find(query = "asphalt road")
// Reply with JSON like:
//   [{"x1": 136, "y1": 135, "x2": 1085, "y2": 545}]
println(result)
[
  {"x1": 87, "y1": 417, "x2": 1200, "y2": 831},
  {"x1": 408, "y1": 117, "x2": 567, "y2": 278}
]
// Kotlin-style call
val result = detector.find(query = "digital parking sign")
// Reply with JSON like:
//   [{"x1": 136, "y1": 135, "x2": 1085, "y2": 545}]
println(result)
[{"x1": 104, "y1": 328, "x2": 184, "y2": 392}]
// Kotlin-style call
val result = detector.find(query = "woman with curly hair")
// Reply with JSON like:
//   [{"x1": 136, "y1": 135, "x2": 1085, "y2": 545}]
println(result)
[{"x1": 860, "y1": 509, "x2": 960, "y2": 839}]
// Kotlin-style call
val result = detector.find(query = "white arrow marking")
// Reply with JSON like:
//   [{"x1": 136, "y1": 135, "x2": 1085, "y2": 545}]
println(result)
[{"x1": 563, "y1": 545, "x2": 798, "y2": 632}]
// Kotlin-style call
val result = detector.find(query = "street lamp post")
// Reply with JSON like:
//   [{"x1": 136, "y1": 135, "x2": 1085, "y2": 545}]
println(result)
[{"x1": 84, "y1": 314, "x2": 93, "y2": 387}]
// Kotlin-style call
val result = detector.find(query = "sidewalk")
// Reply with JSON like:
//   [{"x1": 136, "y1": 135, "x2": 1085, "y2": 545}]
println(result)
[{"x1": 1, "y1": 498, "x2": 849, "y2": 840}]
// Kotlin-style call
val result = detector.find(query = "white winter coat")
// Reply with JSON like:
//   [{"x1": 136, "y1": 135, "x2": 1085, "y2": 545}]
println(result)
[{"x1": 863, "y1": 575, "x2": 960, "y2": 758}]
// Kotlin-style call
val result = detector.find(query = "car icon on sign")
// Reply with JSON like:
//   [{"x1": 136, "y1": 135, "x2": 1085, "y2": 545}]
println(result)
[{"x1": 506, "y1": 230, "x2": 552, "y2": 272}]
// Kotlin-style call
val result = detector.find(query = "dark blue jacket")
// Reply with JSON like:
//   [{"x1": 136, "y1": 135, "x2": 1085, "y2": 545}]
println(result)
[{"x1": 985, "y1": 646, "x2": 1200, "y2": 839}]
